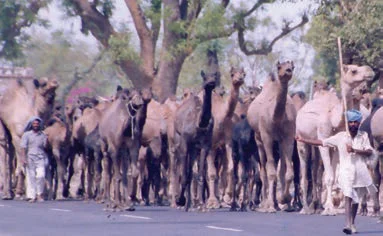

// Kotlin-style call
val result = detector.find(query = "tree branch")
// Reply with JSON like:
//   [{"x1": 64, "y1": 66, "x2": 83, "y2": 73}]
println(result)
[
  {"x1": 61, "y1": 50, "x2": 105, "y2": 103},
  {"x1": 67, "y1": 0, "x2": 115, "y2": 47},
  {"x1": 244, "y1": 0, "x2": 275, "y2": 17},
  {"x1": 124, "y1": 0, "x2": 155, "y2": 76},
  {"x1": 238, "y1": 14, "x2": 308, "y2": 56}
]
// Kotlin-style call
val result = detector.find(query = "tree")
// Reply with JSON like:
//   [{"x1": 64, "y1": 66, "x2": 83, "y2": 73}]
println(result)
[
  {"x1": 0, "y1": 0, "x2": 50, "y2": 61},
  {"x1": 60, "y1": 0, "x2": 307, "y2": 102},
  {"x1": 1, "y1": 0, "x2": 308, "y2": 102},
  {"x1": 305, "y1": 0, "x2": 383, "y2": 85},
  {"x1": 24, "y1": 30, "x2": 127, "y2": 103}
]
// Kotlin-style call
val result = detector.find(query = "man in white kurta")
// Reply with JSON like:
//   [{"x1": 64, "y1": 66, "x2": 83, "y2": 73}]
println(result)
[
  {"x1": 296, "y1": 109, "x2": 376, "y2": 235},
  {"x1": 322, "y1": 130, "x2": 376, "y2": 203}
]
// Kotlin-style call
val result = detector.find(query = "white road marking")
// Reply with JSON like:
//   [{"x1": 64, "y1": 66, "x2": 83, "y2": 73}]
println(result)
[
  {"x1": 120, "y1": 214, "x2": 152, "y2": 220},
  {"x1": 206, "y1": 225, "x2": 243, "y2": 232},
  {"x1": 0, "y1": 204, "x2": 10, "y2": 207},
  {"x1": 50, "y1": 208, "x2": 72, "y2": 212}
]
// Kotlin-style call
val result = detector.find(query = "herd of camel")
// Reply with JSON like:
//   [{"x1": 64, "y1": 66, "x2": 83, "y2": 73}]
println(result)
[{"x1": 0, "y1": 60, "x2": 382, "y2": 218}]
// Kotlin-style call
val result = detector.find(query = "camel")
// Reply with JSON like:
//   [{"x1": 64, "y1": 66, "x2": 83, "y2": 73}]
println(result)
[
  {"x1": 99, "y1": 87, "x2": 144, "y2": 210},
  {"x1": 174, "y1": 70, "x2": 218, "y2": 211},
  {"x1": 69, "y1": 96, "x2": 111, "y2": 200},
  {"x1": 44, "y1": 115, "x2": 71, "y2": 200},
  {"x1": 247, "y1": 61, "x2": 296, "y2": 213},
  {"x1": 231, "y1": 114, "x2": 259, "y2": 211},
  {"x1": 0, "y1": 77, "x2": 58, "y2": 198},
  {"x1": 203, "y1": 67, "x2": 245, "y2": 208},
  {"x1": 296, "y1": 65, "x2": 375, "y2": 215},
  {"x1": 366, "y1": 99, "x2": 383, "y2": 217}
]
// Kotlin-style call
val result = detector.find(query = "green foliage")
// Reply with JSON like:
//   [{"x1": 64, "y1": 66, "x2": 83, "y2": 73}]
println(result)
[
  {"x1": 306, "y1": 0, "x2": 383, "y2": 82},
  {"x1": 0, "y1": 0, "x2": 50, "y2": 60},
  {"x1": 108, "y1": 33, "x2": 141, "y2": 64}
]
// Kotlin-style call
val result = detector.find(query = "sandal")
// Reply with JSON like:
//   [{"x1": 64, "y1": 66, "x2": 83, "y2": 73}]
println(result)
[{"x1": 343, "y1": 227, "x2": 352, "y2": 235}]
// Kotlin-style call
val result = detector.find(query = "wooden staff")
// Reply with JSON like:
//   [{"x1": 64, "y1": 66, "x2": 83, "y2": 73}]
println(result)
[{"x1": 337, "y1": 37, "x2": 349, "y2": 133}]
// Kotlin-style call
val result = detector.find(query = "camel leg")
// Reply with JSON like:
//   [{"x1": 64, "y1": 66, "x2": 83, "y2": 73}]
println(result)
[
  {"x1": 197, "y1": 147, "x2": 208, "y2": 210},
  {"x1": 100, "y1": 156, "x2": 111, "y2": 203},
  {"x1": 279, "y1": 137, "x2": 295, "y2": 212},
  {"x1": 297, "y1": 142, "x2": 313, "y2": 214},
  {"x1": 110, "y1": 148, "x2": 122, "y2": 209},
  {"x1": 256, "y1": 140, "x2": 268, "y2": 210},
  {"x1": 369, "y1": 159, "x2": 381, "y2": 217},
  {"x1": 258, "y1": 137, "x2": 278, "y2": 213},
  {"x1": 93, "y1": 151, "x2": 102, "y2": 201},
  {"x1": 0, "y1": 142, "x2": 13, "y2": 200},
  {"x1": 12, "y1": 136, "x2": 26, "y2": 198},
  {"x1": 126, "y1": 143, "x2": 139, "y2": 211},
  {"x1": 168, "y1": 136, "x2": 179, "y2": 208},
  {"x1": 292, "y1": 141, "x2": 302, "y2": 211},
  {"x1": 206, "y1": 149, "x2": 220, "y2": 209},
  {"x1": 318, "y1": 146, "x2": 336, "y2": 215},
  {"x1": 252, "y1": 158, "x2": 262, "y2": 209},
  {"x1": 223, "y1": 143, "x2": 234, "y2": 206},
  {"x1": 312, "y1": 147, "x2": 324, "y2": 214},
  {"x1": 54, "y1": 148, "x2": 66, "y2": 200},
  {"x1": 230, "y1": 141, "x2": 239, "y2": 211},
  {"x1": 175, "y1": 137, "x2": 187, "y2": 207},
  {"x1": 69, "y1": 154, "x2": 85, "y2": 199},
  {"x1": 137, "y1": 146, "x2": 147, "y2": 205},
  {"x1": 238, "y1": 156, "x2": 249, "y2": 211}
]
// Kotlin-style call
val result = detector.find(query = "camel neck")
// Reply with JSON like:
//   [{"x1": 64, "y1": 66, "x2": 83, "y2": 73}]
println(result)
[
  {"x1": 273, "y1": 80, "x2": 288, "y2": 122},
  {"x1": 198, "y1": 88, "x2": 213, "y2": 128},
  {"x1": 225, "y1": 84, "x2": 241, "y2": 119}
]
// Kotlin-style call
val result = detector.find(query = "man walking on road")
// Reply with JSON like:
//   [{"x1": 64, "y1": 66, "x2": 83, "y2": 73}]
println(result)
[
  {"x1": 20, "y1": 117, "x2": 48, "y2": 203},
  {"x1": 296, "y1": 109, "x2": 377, "y2": 234}
]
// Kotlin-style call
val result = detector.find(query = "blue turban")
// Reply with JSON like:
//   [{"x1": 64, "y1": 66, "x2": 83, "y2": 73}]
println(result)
[{"x1": 346, "y1": 109, "x2": 363, "y2": 122}]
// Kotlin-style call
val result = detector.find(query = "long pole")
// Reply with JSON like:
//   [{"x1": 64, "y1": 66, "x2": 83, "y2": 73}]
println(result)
[{"x1": 337, "y1": 37, "x2": 349, "y2": 133}]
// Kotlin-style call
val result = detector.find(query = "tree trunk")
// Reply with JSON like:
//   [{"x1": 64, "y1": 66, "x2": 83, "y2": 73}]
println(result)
[{"x1": 152, "y1": 54, "x2": 187, "y2": 103}]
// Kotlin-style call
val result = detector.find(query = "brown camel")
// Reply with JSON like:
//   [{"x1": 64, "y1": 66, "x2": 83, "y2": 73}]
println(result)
[
  {"x1": 204, "y1": 67, "x2": 245, "y2": 208},
  {"x1": 247, "y1": 61, "x2": 296, "y2": 213},
  {"x1": 0, "y1": 77, "x2": 58, "y2": 198},
  {"x1": 296, "y1": 65, "x2": 375, "y2": 215},
  {"x1": 45, "y1": 115, "x2": 71, "y2": 200},
  {"x1": 174, "y1": 70, "x2": 217, "y2": 211},
  {"x1": 99, "y1": 87, "x2": 144, "y2": 210}
]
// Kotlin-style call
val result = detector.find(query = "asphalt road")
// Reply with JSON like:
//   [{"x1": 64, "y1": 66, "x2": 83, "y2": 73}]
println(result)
[{"x1": 0, "y1": 199, "x2": 382, "y2": 236}]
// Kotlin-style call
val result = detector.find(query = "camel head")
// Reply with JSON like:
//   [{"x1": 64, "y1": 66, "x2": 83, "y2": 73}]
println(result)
[
  {"x1": 276, "y1": 60, "x2": 294, "y2": 82},
  {"x1": 76, "y1": 96, "x2": 99, "y2": 110},
  {"x1": 141, "y1": 87, "x2": 153, "y2": 104},
  {"x1": 182, "y1": 88, "x2": 194, "y2": 100},
  {"x1": 242, "y1": 85, "x2": 261, "y2": 103},
  {"x1": 351, "y1": 81, "x2": 368, "y2": 102},
  {"x1": 33, "y1": 77, "x2": 59, "y2": 104},
  {"x1": 230, "y1": 67, "x2": 245, "y2": 87},
  {"x1": 200, "y1": 70, "x2": 218, "y2": 91},
  {"x1": 115, "y1": 87, "x2": 144, "y2": 112},
  {"x1": 214, "y1": 85, "x2": 226, "y2": 97},
  {"x1": 342, "y1": 64, "x2": 374, "y2": 87}
]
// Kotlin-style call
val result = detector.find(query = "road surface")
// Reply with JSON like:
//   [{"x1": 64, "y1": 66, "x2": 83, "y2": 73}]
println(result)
[{"x1": 0, "y1": 199, "x2": 382, "y2": 236}]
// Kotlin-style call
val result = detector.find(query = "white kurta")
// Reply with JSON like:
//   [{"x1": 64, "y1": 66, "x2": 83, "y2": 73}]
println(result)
[{"x1": 322, "y1": 130, "x2": 377, "y2": 203}]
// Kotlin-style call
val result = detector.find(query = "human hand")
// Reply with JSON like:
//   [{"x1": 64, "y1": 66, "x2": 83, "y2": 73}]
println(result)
[
  {"x1": 295, "y1": 135, "x2": 303, "y2": 142},
  {"x1": 346, "y1": 143, "x2": 354, "y2": 153}
]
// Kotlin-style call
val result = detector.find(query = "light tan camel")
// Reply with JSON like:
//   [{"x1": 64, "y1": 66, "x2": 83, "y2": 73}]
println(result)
[
  {"x1": 203, "y1": 67, "x2": 245, "y2": 208},
  {"x1": 247, "y1": 61, "x2": 296, "y2": 213},
  {"x1": 296, "y1": 65, "x2": 375, "y2": 215},
  {"x1": 0, "y1": 77, "x2": 58, "y2": 198}
]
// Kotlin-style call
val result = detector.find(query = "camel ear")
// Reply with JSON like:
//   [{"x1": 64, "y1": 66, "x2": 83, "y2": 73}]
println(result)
[
  {"x1": 117, "y1": 85, "x2": 123, "y2": 92},
  {"x1": 291, "y1": 61, "x2": 295, "y2": 70},
  {"x1": 342, "y1": 64, "x2": 348, "y2": 73},
  {"x1": 33, "y1": 79, "x2": 40, "y2": 88},
  {"x1": 201, "y1": 70, "x2": 206, "y2": 79},
  {"x1": 230, "y1": 67, "x2": 235, "y2": 74},
  {"x1": 276, "y1": 61, "x2": 281, "y2": 66}
]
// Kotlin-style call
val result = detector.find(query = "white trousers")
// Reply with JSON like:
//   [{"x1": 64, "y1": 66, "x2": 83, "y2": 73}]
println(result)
[{"x1": 26, "y1": 157, "x2": 46, "y2": 199}]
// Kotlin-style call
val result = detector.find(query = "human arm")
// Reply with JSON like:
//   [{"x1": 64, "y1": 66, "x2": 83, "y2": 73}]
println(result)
[
  {"x1": 295, "y1": 135, "x2": 324, "y2": 146},
  {"x1": 346, "y1": 144, "x2": 373, "y2": 156},
  {"x1": 20, "y1": 133, "x2": 28, "y2": 166}
]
